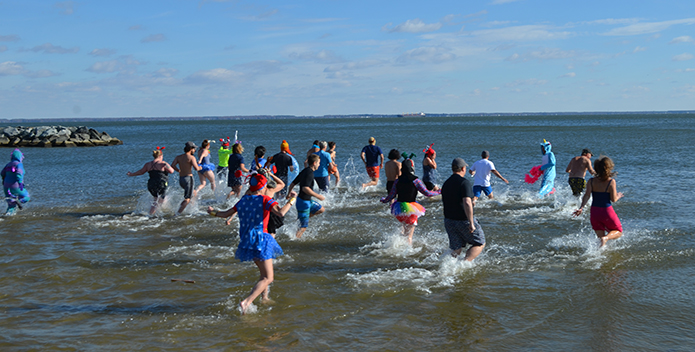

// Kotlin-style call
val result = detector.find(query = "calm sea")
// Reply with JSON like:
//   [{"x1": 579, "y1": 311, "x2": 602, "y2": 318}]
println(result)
[{"x1": 1, "y1": 114, "x2": 694, "y2": 351}]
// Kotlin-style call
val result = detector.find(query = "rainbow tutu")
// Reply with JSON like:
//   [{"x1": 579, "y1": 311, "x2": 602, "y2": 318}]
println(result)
[{"x1": 390, "y1": 201, "x2": 426, "y2": 225}]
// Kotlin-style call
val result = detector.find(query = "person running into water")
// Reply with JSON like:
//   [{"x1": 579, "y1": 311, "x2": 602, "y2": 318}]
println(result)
[
  {"x1": 266, "y1": 140, "x2": 295, "y2": 199},
  {"x1": 195, "y1": 140, "x2": 216, "y2": 195},
  {"x1": 381, "y1": 154, "x2": 441, "y2": 245},
  {"x1": 207, "y1": 173, "x2": 296, "y2": 314},
  {"x1": 304, "y1": 140, "x2": 320, "y2": 168},
  {"x1": 227, "y1": 143, "x2": 249, "y2": 199},
  {"x1": 250, "y1": 145, "x2": 268, "y2": 173},
  {"x1": 2, "y1": 149, "x2": 30, "y2": 215},
  {"x1": 127, "y1": 147, "x2": 175, "y2": 215},
  {"x1": 327, "y1": 141, "x2": 340, "y2": 187},
  {"x1": 441, "y1": 158, "x2": 486, "y2": 261},
  {"x1": 422, "y1": 143, "x2": 439, "y2": 191},
  {"x1": 216, "y1": 137, "x2": 233, "y2": 179},
  {"x1": 537, "y1": 139, "x2": 556, "y2": 197},
  {"x1": 313, "y1": 141, "x2": 334, "y2": 192},
  {"x1": 566, "y1": 148, "x2": 595, "y2": 197},
  {"x1": 573, "y1": 156, "x2": 624, "y2": 247},
  {"x1": 384, "y1": 149, "x2": 401, "y2": 194},
  {"x1": 469, "y1": 150, "x2": 508, "y2": 202},
  {"x1": 361, "y1": 137, "x2": 383, "y2": 188},
  {"x1": 287, "y1": 154, "x2": 325, "y2": 239},
  {"x1": 171, "y1": 141, "x2": 202, "y2": 214}
]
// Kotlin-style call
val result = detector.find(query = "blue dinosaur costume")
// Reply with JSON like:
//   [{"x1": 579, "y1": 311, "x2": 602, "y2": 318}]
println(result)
[
  {"x1": 1, "y1": 149, "x2": 30, "y2": 215},
  {"x1": 538, "y1": 140, "x2": 556, "y2": 197}
]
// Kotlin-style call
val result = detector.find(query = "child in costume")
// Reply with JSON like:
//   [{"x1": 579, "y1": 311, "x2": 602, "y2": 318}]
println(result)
[
  {"x1": 127, "y1": 147, "x2": 175, "y2": 215},
  {"x1": 381, "y1": 154, "x2": 441, "y2": 245},
  {"x1": 2, "y1": 149, "x2": 30, "y2": 215},
  {"x1": 573, "y1": 156, "x2": 624, "y2": 247},
  {"x1": 538, "y1": 139, "x2": 556, "y2": 197},
  {"x1": 208, "y1": 173, "x2": 297, "y2": 314}
]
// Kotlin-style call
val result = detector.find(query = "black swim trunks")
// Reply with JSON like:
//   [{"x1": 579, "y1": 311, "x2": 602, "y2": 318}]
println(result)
[
  {"x1": 568, "y1": 177, "x2": 587, "y2": 196},
  {"x1": 179, "y1": 175, "x2": 194, "y2": 199}
]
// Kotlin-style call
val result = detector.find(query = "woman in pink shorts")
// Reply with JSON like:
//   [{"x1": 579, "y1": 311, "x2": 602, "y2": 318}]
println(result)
[{"x1": 574, "y1": 156, "x2": 624, "y2": 247}]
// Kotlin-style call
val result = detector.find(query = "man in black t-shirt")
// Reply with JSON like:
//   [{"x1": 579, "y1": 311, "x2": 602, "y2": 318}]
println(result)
[
  {"x1": 266, "y1": 140, "x2": 295, "y2": 198},
  {"x1": 441, "y1": 158, "x2": 486, "y2": 261},
  {"x1": 287, "y1": 154, "x2": 325, "y2": 238}
]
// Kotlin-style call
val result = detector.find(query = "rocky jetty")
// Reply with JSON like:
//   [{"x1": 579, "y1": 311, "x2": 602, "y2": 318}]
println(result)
[{"x1": 0, "y1": 126, "x2": 123, "y2": 147}]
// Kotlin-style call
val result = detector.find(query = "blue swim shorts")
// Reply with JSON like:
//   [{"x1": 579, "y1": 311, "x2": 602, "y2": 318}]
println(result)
[
  {"x1": 473, "y1": 185, "x2": 492, "y2": 198},
  {"x1": 296, "y1": 198, "x2": 322, "y2": 228}
]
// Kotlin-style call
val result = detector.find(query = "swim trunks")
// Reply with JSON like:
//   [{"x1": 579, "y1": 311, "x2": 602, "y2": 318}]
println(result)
[
  {"x1": 179, "y1": 175, "x2": 194, "y2": 199},
  {"x1": 315, "y1": 176, "x2": 329, "y2": 192},
  {"x1": 444, "y1": 217, "x2": 485, "y2": 250},
  {"x1": 296, "y1": 199, "x2": 322, "y2": 228},
  {"x1": 386, "y1": 180, "x2": 395, "y2": 193},
  {"x1": 473, "y1": 185, "x2": 492, "y2": 198},
  {"x1": 568, "y1": 177, "x2": 586, "y2": 196},
  {"x1": 366, "y1": 166, "x2": 380, "y2": 179}
]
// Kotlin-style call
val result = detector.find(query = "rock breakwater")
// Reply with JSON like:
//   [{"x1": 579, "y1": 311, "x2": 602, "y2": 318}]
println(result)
[{"x1": 0, "y1": 126, "x2": 123, "y2": 147}]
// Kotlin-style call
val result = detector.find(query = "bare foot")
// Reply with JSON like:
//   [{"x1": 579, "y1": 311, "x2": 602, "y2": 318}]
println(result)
[
  {"x1": 599, "y1": 237, "x2": 609, "y2": 248},
  {"x1": 239, "y1": 301, "x2": 248, "y2": 315}
]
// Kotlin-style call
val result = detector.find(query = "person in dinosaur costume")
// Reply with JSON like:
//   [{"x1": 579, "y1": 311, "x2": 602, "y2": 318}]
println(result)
[
  {"x1": 538, "y1": 139, "x2": 556, "y2": 197},
  {"x1": 2, "y1": 149, "x2": 31, "y2": 215}
]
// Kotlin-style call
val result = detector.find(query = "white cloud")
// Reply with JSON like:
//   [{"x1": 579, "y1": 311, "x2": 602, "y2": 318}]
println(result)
[
  {"x1": 0, "y1": 61, "x2": 57, "y2": 77},
  {"x1": 560, "y1": 72, "x2": 576, "y2": 78},
  {"x1": 89, "y1": 48, "x2": 116, "y2": 57},
  {"x1": 0, "y1": 35, "x2": 20, "y2": 42},
  {"x1": 669, "y1": 35, "x2": 695, "y2": 44},
  {"x1": 54, "y1": 1, "x2": 75, "y2": 15},
  {"x1": 470, "y1": 25, "x2": 572, "y2": 42},
  {"x1": 506, "y1": 48, "x2": 577, "y2": 61},
  {"x1": 287, "y1": 49, "x2": 343, "y2": 64},
  {"x1": 580, "y1": 18, "x2": 640, "y2": 26},
  {"x1": 603, "y1": 18, "x2": 695, "y2": 36},
  {"x1": 506, "y1": 78, "x2": 548, "y2": 87},
  {"x1": 129, "y1": 25, "x2": 144, "y2": 31},
  {"x1": 141, "y1": 34, "x2": 167, "y2": 43},
  {"x1": 24, "y1": 43, "x2": 79, "y2": 54},
  {"x1": 676, "y1": 68, "x2": 695, "y2": 72},
  {"x1": 87, "y1": 56, "x2": 144, "y2": 73},
  {"x1": 633, "y1": 46, "x2": 647, "y2": 53},
  {"x1": 383, "y1": 19, "x2": 443, "y2": 33},
  {"x1": 673, "y1": 53, "x2": 694, "y2": 61},
  {"x1": 397, "y1": 46, "x2": 456, "y2": 63},
  {"x1": 186, "y1": 68, "x2": 243, "y2": 84},
  {"x1": 324, "y1": 60, "x2": 384, "y2": 73}
]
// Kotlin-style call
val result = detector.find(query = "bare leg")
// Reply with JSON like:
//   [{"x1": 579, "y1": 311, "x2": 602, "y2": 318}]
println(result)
[
  {"x1": 205, "y1": 171, "x2": 216, "y2": 191},
  {"x1": 177, "y1": 198, "x2": 190, "y2": 214},
  {"x1": 296, "y1": 227, "x2": 307, "y2": 239},
  {"x1": 487, "y1": 193, "x2": 494, "y2": 200},
  {"x1": 403, "y1": 224, "x2": 415, "y2": 245},
  {"x1": 465, "y1": 244, "x2": 485, "y2": 261},
  {"x1": 597, "y1": 229, "x2": 622, "y2": 247},
  {"x1": 149, "y1": 196, "x2": 164, "y2": 216},
  {"x1": 334, "y1": 169, "x2": 341, "y2": 186},
  {"x1": 239, "y1": 259, "x2": 274, "y2": 314},
  {"x1": 362, "y1": 177, "x2": 379, "y2": 188}
]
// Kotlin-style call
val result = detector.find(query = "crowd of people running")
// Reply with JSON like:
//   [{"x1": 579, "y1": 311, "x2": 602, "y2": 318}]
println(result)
[{"x1": 120, "y1": 136, "x2": 624, "y2": 313}]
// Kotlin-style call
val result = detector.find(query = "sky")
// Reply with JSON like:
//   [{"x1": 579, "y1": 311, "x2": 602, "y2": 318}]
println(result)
[{"x1": 1, "y1": 0, "x2": 695, "y2": 118}]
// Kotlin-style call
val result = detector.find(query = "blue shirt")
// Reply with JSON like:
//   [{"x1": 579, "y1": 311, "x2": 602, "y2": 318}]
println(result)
[
  {"x1": 228, "y1": 154, "x2": 245, "y2": 172},
  {"x1": 313, "y1": 150, "x2": 332, "y2": 177},
  {"x1": 362, "y1": 145, "x2": 383, "y2": 167}
]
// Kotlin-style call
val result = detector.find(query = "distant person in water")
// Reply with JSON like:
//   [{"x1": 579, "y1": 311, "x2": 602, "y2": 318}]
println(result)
[
  {"x1": 195, "y1": 139, "x2": 216, "y2": 195},
  {"x1": 422, "y1": 144, "x2": 439, "y2": 191},
  {"x1": 381, "y1": 154, "x2": 441, "y2": 245},
  {"x1": 207, "y1": 173, "x2": 296, "y2": 314},
  {"x1": 266, "y1": 140, "x2": 295, "y2": 199},
  {"x1": 287, "y1": 154, "x2": 325, "y2": 239},
  {"x1": 127, "y1": 147, "x2": 175, "y2": 215},
  {"x1": 574, "y1": 156, "x2": 624, "y2": 247},
  {"x1": 305, "y1": 140, "x2": 320, "y2": 168},
  {"x1": 566, "y1": 148, "x2": 595, "y2": 197},
  {"x1": 327, "y1": 141, "x2": 340, "y2": 187},
  {"x1": 442, "y1": 158, "x2": 485, "y2": 261},
  {"x1": 361, "y1": 137, "x2": 383, "y2": 188},
  {"x1": 227, "y1": 143, "x2": 249, "y2": 199},
  {"x1": 538, "y1": 139, "x2": 556, "y2": 197},
  {"x1": 313, "y1": 141, "x2": 334, "y2": 192},
  {"x1": 2, "y1": 149, "x2": 30, "y2": 215},
  {"x1": 171, "y1": 141, "x2": 202, "y2": 214},
  {"x1": 216, "y1": 137, "x2": 233, "y2": 179},
  {"x1": 250, "y1": 145, "x2": 268, "y2": 172},
  {"x1": 469, "y1": 150, "x2": 508, "y2": 202},
  {"x1": 384, "y1": 149, "x2": 401, "y2": 194}
]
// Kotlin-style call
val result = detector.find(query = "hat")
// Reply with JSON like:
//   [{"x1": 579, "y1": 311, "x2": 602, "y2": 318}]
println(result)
[
  {"x1": 368, "y1": 137, "x2": 376, "y2": 144},
  {"x1": 423, "y1": 143, "x2": 435, "y2": 156},
  {"x1": 184, "y1": 141, "x2": 197, "y2": 152},
  {"x1": 248, "y1": 174, "x2": 267, "y2": 192},
  {"x1": 281, "y1": 140, "x2": 292, "y2": 155},
  {"x1": 452, "y1": 157, "x2": 468, "y2": 169}
]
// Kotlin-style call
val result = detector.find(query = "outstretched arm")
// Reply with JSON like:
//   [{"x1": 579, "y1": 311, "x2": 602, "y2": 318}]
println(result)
[
  {"x1": 127, "y1": 163, "x2": 149, "y2": 177},
  {"x1": 414, "y1": 179, "x2": 441, "y2": 197},
  {"x1": 492, "y1": 170, "x2": 508, "y2": 184}
]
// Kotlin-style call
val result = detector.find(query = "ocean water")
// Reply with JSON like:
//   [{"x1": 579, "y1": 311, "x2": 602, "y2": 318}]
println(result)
[{"x1": 1, "y1": 114, "x2": 694, "y2": 351}]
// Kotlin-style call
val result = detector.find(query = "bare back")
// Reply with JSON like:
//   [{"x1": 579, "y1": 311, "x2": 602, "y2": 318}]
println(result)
[
  {"x1": 566, "y1": 156, "x2": 594, "y2": 178},
  {"x1": 384, "y1": 160, "x2": 401, "y2": 181},
  {"x1": 172, "y1": 153, "x2": 199, "y2": 176}
]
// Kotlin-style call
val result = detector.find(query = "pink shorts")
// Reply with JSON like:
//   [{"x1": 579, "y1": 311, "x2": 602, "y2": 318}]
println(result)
[
  {"x1": 366, "y1": 166, "x2": 380, "y2": 179},
  {"x1": 590, "y1": 206, "x2": 623, "y2": 232}
]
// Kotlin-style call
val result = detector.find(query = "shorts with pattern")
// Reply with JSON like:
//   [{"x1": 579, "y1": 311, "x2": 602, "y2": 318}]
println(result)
[
  {"x1": 366, "y1": 166, "x2": 380, "y2": 179},
  {"x1": 444, "y1": 217, "x2": 485, "y2": 250},
  {"x1": 296, "y1": 199, "x2": 322, "y2": 228},
  {"x1": 568, "y1": 177, "x2": 586, "y2": 196}
]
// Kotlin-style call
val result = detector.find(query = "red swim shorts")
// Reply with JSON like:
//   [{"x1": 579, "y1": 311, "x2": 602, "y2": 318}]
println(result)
[
  {"x1": 590, "y1": 206, "x2": 623, "y2": 232},
  {"x1": 366, "y1": 166, "x2": 380, "y2": 179}
]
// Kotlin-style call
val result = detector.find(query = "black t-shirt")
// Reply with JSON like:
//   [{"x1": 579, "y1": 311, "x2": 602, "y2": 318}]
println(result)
[
  {"x1": 441, "y1": 174, "x2": 473, "y2": 220},
  {"x1": 271, "y1": 152, "x2": 293, "y2": 177},
  {"x1": 295, "y1": 167, "x2": 315, "y2": 200}
]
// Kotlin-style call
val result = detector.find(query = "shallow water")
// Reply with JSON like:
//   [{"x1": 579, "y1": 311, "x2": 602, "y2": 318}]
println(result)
[{"x1": 1, "y1": 114, "x2": 694, "y2": 350}]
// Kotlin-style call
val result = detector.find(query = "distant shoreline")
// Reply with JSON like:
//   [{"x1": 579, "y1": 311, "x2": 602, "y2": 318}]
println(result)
[{"x1": 1, "y1": 110, "x2": 693, "y2": 123}]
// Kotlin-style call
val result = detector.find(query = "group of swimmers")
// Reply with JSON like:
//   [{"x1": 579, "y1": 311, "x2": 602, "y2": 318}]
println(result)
[{"x1": 122, "y1": 137, "x2": 625, "y2": 314}]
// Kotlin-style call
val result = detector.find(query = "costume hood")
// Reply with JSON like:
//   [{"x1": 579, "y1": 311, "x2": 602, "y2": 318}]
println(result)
[
  {"x1": 540, "y1": 140, "x2": 552, "y2": 155},
  {"x1": 11, "y1": 149, "x2": 23, "y2": 162}
]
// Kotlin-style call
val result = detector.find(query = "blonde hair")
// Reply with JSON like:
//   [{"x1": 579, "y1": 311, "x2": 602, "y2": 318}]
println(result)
[
  {"x1": 233, "y1": 143, "x2": 244, "y2": 154},
  {"x1": 594, "y1": 156, "x2": 616, "y2": 181},
  {"x1": 152, "y1": 149, "x2": 163, "y2": 158}
]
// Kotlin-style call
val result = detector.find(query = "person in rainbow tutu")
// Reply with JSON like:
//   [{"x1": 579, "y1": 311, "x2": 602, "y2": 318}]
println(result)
[
  {"x1": 2, "y1": 149, "x2": 30, "y2": 215},
  {"x1": 381, "y1": 153, "x2": 441, "y2": 245},
  {"x1": 207, "y1": 173, "x2": 297, "y2": 314}
]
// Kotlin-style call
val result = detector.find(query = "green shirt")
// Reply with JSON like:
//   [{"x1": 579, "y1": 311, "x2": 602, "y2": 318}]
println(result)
[{"x1": 218, "y1": 147, "x2": 233, "y2": 167}]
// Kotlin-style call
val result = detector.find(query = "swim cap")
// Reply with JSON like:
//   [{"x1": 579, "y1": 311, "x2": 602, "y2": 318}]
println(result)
[{"x1": 248, "y1": 174, "x2": 267, "y2": 192}]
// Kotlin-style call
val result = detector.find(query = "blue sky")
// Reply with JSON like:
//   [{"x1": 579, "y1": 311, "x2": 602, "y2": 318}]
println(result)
[{"x1": 1, "y1": 0, "x2": 694, "y2": 118}]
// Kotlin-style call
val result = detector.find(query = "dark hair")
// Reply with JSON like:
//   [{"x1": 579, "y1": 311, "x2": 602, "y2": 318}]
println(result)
[
  {"x1": 201, "y1": 140, "x2": 210, "y2": 149},
  {"x1": 307, "y1": 154, "x2": 320, "y2": 164},
  {"x1": 254, "y1": 146, "x2": 266, "y2": 157},
  {"x1": 582, "y1": 148, "x2": 592, "y2": 156},
  {"x1": 388, "y1": 149, "x2": 400, "y2": 160},
  {"x1": 481, "y1": 150, "x2": 489, "y2": 158},
  {"x1": 594, "y1": 156, "x2": 616, "y2": 181},
  {"x1": 313, "y1": 140, "x2": 320, "y2": 146},
  {"x1": 328, "y1": 141, "x2": 336, "y2": 150}
]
